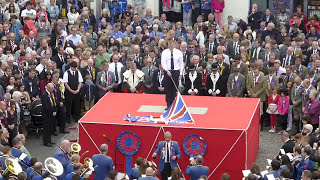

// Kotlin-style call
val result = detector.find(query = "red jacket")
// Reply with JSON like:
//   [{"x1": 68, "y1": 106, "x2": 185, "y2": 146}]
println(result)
[
  {"x1": 305, "y1": 21, "x2": 320, "y2": 32},
  {"x1": 268, "y1": 94, "x2": 280, "y2": 105}
]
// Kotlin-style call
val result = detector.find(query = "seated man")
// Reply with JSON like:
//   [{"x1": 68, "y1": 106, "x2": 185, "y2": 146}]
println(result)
[
  {"x1": 122, "y1": 63, "x2": 144, "y2": 93},
  {"x1": 11, "y1": 136, "x2": 30, "y2": 171},
  {"x1": 263, "y1": 160, "x2": 280, "y2": 180}
]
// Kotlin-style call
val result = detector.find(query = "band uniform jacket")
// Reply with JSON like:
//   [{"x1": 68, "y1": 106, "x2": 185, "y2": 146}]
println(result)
[
  {"x1": 92, "y1": 153, "x2": 113, "y2": 180},
  {"x1": 206, "y1": 72, "x2": 227, "y2": 97},
  {"x1": 154, "y1": 141, "x2": 181, "y2": 172},
  {"x1": 227, "y1": 73, "x2": 246, "y2": 97},
  {"x1": 230, "y1": 62, "x2": 248, "y2": 77},
  {"x1": 122, "y1": 69, "x2": 144, "y2": 93},
  {"x1": 247, "y1": 73, "x2": 266, "y2": 102},
  {"x1": 293, "y1": 65, "x2": 309, "y2": 80},
  {"x1": 186, "y1": 165, "x2": 209, "y2": 180},
  {"x1": 96, "y1": 71, "x2": 115, "y2": 98},
  {"x1": 183, "y1": 71, "x2": 202, "y2": 95},
  {"x1": 142, "y1": 66, "x2": 158, "y2": 93},
  {"x1": 54, "y1": 148, "x2": 71, "y2": 180},
  {"x1": 263, "y1": 75, "x2": 279, "y2": 96},
  {"x1": 152, "y1": 69, "x2": 167, "y2": 94}
]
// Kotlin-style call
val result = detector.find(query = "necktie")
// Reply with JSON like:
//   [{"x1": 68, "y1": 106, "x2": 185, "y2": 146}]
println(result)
[
  {"x1": 210, "y1": 43, "x2": 213, "y2": 53},
  {"x1": 171, "y1": 51, "x2": 174, "y2": 70},
  {"x1": 234, "y1": 42, "x2": 237, "y2": 55},
  {"x1": 166, "y1": 142, "x2": 170, "y2": 162},
  {"x1": 275, "y1": 70, "x2": 278, "y2": 76},
  {"x1": 252, "y1": 48, "x2": 256, "y2": 59},
  {"x1": 314, "y1": 50, "x2": 317, "y2": 55},
  {"x1": 148, "y1": 68, "x2": 151, "y2": 76},
  {"x1": 214, "y1": 74, "x2": 216, "y2": 79},
  {"x1": 132, "y1": 73, "x2": 134, "y2": 84},
  {"x1": 316, "y1": 68, "x2": 319, "y2": 74},
  {"x1": 115, "y1": 63, "x2": 118, "y2": 82}
]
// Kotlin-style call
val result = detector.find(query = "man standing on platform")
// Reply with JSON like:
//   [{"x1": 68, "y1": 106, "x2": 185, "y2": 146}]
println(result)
[
  {"x1": 161, "y1": 41, "x2": 184, "y2": 108},
  {"x1": 152, "y1": 131, "x2": 181, "y2": 180},
  {"x1": 92, "y1": 144, "x2": 113, "y2": 180}
]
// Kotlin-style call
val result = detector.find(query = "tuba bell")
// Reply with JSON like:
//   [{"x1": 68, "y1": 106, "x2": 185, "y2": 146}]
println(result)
[
  {"x1": 71, "y1": 143, "x2": 81, "y2": 154},
  {"x1": 44, "y1": 157, "x2": 64, "y2": 179},
  {"x1": 2, "y1": 158, "x2": 22, "y2": 179}
]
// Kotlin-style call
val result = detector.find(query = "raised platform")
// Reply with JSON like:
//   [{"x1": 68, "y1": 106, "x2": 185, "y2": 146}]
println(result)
[{"x1": 78, "y1": 93, "x2": 260, "y2": 179}]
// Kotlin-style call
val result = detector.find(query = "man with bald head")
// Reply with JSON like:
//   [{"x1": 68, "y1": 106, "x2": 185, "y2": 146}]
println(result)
[
  {"x1": 92, "y1": 144, "x2": 113, "y2": 180},
  {"x1": 40, "y1": 83, "x2": 57, "y2": 147},
  {"x1": 153, "y1": 131, "x2": 181, "y2": 180},
  {"x1": 81, "y1": 58, "x2": 98, "y2": 83},
  {"x1": 54, "y1": 140, "x2": 71, "y2": 180},
  {"x1": 248, "y1": 3, "x2": 263, "y2": 30},
  {"x1": 226, "y1": 33, "x2": 241, "y2": 60},
  {"x1": 138, "y1": 167, "x2": 158, "y2": 180},
  {"x1": 186, "y1": 155, "x2": 209, "y2": 180}
]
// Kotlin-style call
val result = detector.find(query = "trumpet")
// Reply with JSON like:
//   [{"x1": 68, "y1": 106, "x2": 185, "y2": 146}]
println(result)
[
  {"x1": 2, "y1": 158, "x2": 22, "y2": 179},
  {"x1": 80, "y1": 158, "x2": 94, "y2": 177},
  {"x1": 70, "y1": 143, "x2": 81, "y2": 155}
]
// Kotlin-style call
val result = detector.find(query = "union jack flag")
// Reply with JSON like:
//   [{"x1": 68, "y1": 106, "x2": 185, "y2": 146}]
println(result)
[{"x1": 124, "y1": 93, "x2": 194, "y2": 124}]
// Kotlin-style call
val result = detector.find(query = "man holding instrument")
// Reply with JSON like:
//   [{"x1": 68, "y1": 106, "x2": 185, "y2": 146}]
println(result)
[{"x1": 161, "y1": 40, "x2": 184, "y2": 108}]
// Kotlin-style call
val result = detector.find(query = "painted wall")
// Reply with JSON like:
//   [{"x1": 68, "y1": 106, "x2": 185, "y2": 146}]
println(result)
[{"x1": 222, "y1": 0, "x2": 250, "y2": 24}]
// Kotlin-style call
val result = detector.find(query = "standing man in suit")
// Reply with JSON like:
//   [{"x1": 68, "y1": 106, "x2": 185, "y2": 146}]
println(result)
[
  {"x1": 92, "y1": 144, "x2": 113, "y2": 180},
  {"x1": 247, "y1": 3, "x2": 263, "y2": 30},
  {"x1": 161, "y1": 40, "x2": 184, "y2": 108},
  {"x1": 198, "y1": 45, "x2": 207, "y2": 62},
  {"x1": 262, "y1": 8, "x2": 274, "y2": 24},
  {"x1": 52, "y1": 46, "x2": 66, "y2": 70},
  {"x1": 183, "y1": 64, "x2": 202, "y2": 95},
  {"x1": 305, "y1": 41, "x2": 320, "y2": 66},
  {"x1": 142, "y1": 57, "x2": 158, "y2": 94},
  {"x1": 227, "y1": 67, "x2": 246, "y2": 97},
  {"x1": 259, "y1": 43, "x2": 274, "y2": 62},
  {"x1": 109, "y1": 54, "x2": 123, "y2": 92},
  {"x1": 180, "y1": 42, "x2": 191, "y2": 66},
  {"x1": 264, "y1": 67, "x2": 279, "y2": 97},
  {"x1": 213, "y1": 54, "x2": 230, "y2": 78},
  {"x1": 230, "y1": 55, "x2": 248, "y2": 77},
  {"x1": 205, "y1": 34, "x2": 218, "y2": 55},
  {"x1": 81, "y1": 59, "x2": 98, "y2": 83},
  {"x1": 54, "y1": 140, "x2": 71, "y2": 180},
  {"x1": 293, "y1": 58, "x2": 309, "y2": 80},
  {"x1": 281, "y1": 47, "x2": 295, "y2": 68},
  {"x1": 152, "y1": 65, "x2": 167, "y2": 94},
  {"x1": 41, "y1": 83, "x2": 57, "y2": 147},
  {"x1": 152, "y1": 131, "x2": 181, "y2": 180},
  {"x1": 251, "y1": 40, "x2": 264, "y2": 61},
  {"x1": 247, "y1": 64, "x2": 266, "y2": 117},
  {"x1": 283, "y1": 66, "x2": 297, "y2": 89},
  {"x1": 291, "y1": 77, "x2": 303, "y2": 134},
  {"x1": 63, "y1": 61, "x2": 83, "y2": 122},
  {"x1": 186, "y1": 155, "x2": 209, "y2": 180},
  {"x1": 207, "y1": 64, "x2": 227, "y2": 97},
  {"x1": 226, "y1": 33, "x2": 241, "y2": 61},
  {"x1": 309, "y1": 69, "x2": 319, "y2": 89},
  {"x1": 96, "y1": 62, "x2": 115, "y2": 99}
]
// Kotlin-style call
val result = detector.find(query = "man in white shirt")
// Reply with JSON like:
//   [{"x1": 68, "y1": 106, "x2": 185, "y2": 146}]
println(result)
[
  {"x1": 35, "y1": 57, "x2": 48, "y2": 74},
  {"x1": 161, "y1": 40, "x2": 184, "y2": 108},
  {"x1": 66, "y1": 26, "x2": 82, "y2": 49},
  {"x1": 109, "y1": 54, "x2": 123, "y2": 92},
  {"x1": 21, "y1": 1, "x2": 36, "y2": 21},
  {"x1": 63, "y1": 61, "x2": 83, "y2": 122},
  {"x1": 273, "y1": 60, "x2": 286, "y2": 78}
]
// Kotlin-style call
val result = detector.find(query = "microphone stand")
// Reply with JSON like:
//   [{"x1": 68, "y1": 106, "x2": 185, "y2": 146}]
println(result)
[{"x1": 114, "y1": 145, "x2": 117, "y2": 170}]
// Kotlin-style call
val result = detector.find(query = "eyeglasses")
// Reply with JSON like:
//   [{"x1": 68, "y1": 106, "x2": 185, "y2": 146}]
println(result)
[
  {"x1": 2, "y1": 40, "x2": 6, "y2": 41},
  {"x1": 147, "y1": 62, "x2": 152, "y2": 64}
]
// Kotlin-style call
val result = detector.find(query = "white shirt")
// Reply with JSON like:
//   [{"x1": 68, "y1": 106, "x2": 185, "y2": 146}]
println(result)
[
  {"x1": 35, "y1": 64, "x2": 45, "y2": 74},
  {"x1": 62, "y1": 69, "x2": 84, "y2": 83},
  {"x1": 66, "y1": 34, "x2": 82, "y2": 46},
  {"x1": 273, "y1": 67, "x2": 286, "y2": 78},
  {"x1": 161, "y1": 48, "x2": 184, "y2": 75},
  {"x1": 213, "y1": 54, "x2": 230, "y2": 65},
  {"x1": 109, "y1": 62, "x2": 124, "y2": 84},
  {"x1": 21, "y1": 9, "x2": 36, "y2": 17},
  {"x1": 164, "y1": 141, "x2": 171, "y2": 163}
]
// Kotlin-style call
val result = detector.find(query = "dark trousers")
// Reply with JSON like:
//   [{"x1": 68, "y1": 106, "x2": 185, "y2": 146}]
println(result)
[
  {"x1": 57, "y1": 106, "x2": 66, "y2": 132},
  {"x1": 192, "y1": 7, "x2": 201, "y2": 24},
  {"x1": 161, "y1": 163, "x2": 172, "y2": 180},
  {"x1": 278, "y1": 114, "x2": 288, "y2": 130},
  {"x1": 165, "y1": 70, "x2": 179, "y2": 107},
  {"x1": 42, "y1": 114, "x2": 54, "y2": 144},
  {"x1": 65, "y1": 91, "x2": 81, "y2": 122}
]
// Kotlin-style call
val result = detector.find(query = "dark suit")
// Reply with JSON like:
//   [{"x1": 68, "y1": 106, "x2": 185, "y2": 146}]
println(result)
[
  {"x1": 206, "y1": 72, "x2": 227, "y2": 97},
  {"x1": 197, "y1": 52, "x2": 207, "y2": 62},
  {"x1": 96, "y1": 71, "x2": 115, "y2": 99},
  {"x1": 0, "y1": 74, "x2": 8, "y2": 90},
  {"x1": 226, "y1": 41, "x2": 241, "y2": 60},
  {"x1": 280, "y1": 139, "x2": 295, "y2": 154},
  {"x1": 205, "y1": 41, "x2": 218, "y2": 55},
  {"x1": 142, "y1": 66, "x2": 158, "y2": 94},
  {"x1": 183, "y1": 72, "x2": 202, "y2": 95},
  {"x1": 54, "y1": 84, "x2": 66, "y2": 132},
  {"x1": 152, "y1": 69, "x2": 167, "y2": 94},
  {"x1": 81, "y1": 66, "x2": 98, "y2": 83},
  {"x1": 181, "y1": 51, "x2": 192, "y2": 66},
  {"x1": 248, "y1": 10, "x2": 263, "y2": 30},
  {"x1": 213, "y1": 63, "x2": 230, "y2": 78},
  {"x1": 262, "y1": 14, "x2": 275, "y2": 24},
  {"x1": 227, "y1": 73, "x2": 246, "y2": 97},
  {"x1": 52, "y1": 54, "x2": 66, "y2": 70},
  {"x1": 280, "y1": 54, "x2": 296, "y2": 68},
  {"x1": 41, "y1": 91, "x2": 56, "y2": 145},
  {"x1": 305, "y1": 49, "x2": 320, "y2": 66}
]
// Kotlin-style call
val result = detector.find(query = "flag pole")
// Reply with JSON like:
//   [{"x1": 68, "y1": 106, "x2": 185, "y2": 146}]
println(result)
[{"x1": 169, "y1": 74, "x2": 181, "y2": 94}]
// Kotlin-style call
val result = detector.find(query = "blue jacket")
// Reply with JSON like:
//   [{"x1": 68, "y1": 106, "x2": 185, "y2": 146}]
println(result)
[
  {"x1": 11, "y1": 147, "x2": 31, "y2": 171},
  {"x1": 264, "y1": 171, "x2": 280, "y2": 180},
  {"x1": 83, "y1": 82, "x2": 97, "y2": 101},
  {"x1": 26, "y1": 167, "x2": 33, "y2": 180},
  {"x1": 154, "y1": 141, "x2": 181, "y2": 172},
  {"x1": 183, "y1": 0, "x2": 192, "y2": 11},
  {"x1": 92, "y1": 154, "x2": 113, "y2": 180},
  {"x1": 54, "y1": 148, "x2": 71, "y2": 180},
  {"x1": 129, "y1": 168, "x2": 140, "y2": 180},
  {"x1": 296, "y1": 157, "x2": 315, "y2": 180},
  {"x1": 110, "y1": 2, "x2": 120, "y2": 16},
  {"x1": 66, "y1": 172, "x2": 83, "y2": 180},
  {"x1": 186, "y1": 165, "x2": 209, "y2": 180},
  {"x1": 138, "y1": 177, "x2": 158, "y2": 180},
  {"x1": 31, "y1": 174, "x2": 43, "y2": 180},
  {"x1": 66, "y1": 163, "x2": 74, "y2": 175},
  {"x1": 118, "y1": 0, "x2": 127, "y2": 14},
  {"x1": 200, "y1": 0, "x2": 211, "y2": 10},
  {"x1": 0, "y1": 156, "x2": 8, "y2": 170},
  {"x1": 11, "y1": 22, "x2": 22, "y2": 40}
]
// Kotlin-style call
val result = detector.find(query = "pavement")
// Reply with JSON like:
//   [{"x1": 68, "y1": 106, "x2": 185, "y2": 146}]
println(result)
[{"x1": 25, "y1": 123, "x2": 285, "y2": 172}]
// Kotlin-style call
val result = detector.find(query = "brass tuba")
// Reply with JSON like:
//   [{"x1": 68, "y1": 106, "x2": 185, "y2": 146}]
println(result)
[
  {"x1": 2, "y1": 158, "x2": 22, "y2": 179},
  {"x1": 147, "y1": 161, "x2": 159, "y2": 175},
  {"x1": 71, "y1": 143, "x2": 81, "y2": 154},
  {"x1": 44, "y1": 157, "x2": 64, "y2": 179},
  {"x1": 80, "y1": 157, "x2": 93, "y2": 177}
]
